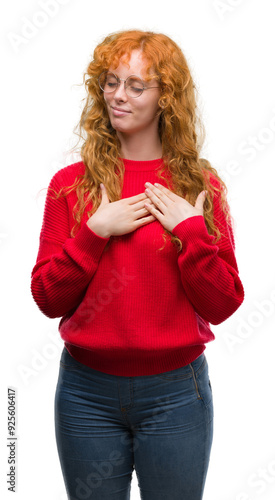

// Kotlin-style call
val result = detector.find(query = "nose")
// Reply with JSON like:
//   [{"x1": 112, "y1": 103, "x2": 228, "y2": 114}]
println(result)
[{"x1": 113, "y1": 80, "x2": 127, "y2": 101}]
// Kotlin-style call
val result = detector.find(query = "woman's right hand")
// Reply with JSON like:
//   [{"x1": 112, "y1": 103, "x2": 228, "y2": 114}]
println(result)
[{"x1": 86, "y1": 184, "x2": 156, "y2": 238}]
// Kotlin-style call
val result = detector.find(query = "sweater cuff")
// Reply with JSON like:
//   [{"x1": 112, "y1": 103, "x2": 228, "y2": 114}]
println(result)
[
  {"x1": 69, "y1": 222, "x2": 110, "y2": 263},
  {"x1": 171, "y1": 215, "x2": 215, "y2": 248}
]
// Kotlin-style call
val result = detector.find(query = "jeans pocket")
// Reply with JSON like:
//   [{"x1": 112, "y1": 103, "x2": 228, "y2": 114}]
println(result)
[
  {"x1": 155, "y1": 365, "x2": 194, "y2": 381},
  {"x1": 155, "y1": 354, "x2": 206, "y2": 382}
]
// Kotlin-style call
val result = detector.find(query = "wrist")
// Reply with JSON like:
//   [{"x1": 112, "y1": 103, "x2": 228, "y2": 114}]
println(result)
[{"x1": 86, "y1": 220, "x2": 110, "y2": 239}]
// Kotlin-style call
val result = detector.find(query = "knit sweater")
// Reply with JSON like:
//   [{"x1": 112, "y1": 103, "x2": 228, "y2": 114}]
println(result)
[{"x1": 31, "y1": 158, "x2": 244, "y2": 376}]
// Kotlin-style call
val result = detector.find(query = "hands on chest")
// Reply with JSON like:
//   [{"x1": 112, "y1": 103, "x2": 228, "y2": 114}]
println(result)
[
  {"x1": 144, "y1": 182, "x2": 207, "y2": 233},
  {"x1": 86, "y1": 182, "x2": 206, "y2": 239}
]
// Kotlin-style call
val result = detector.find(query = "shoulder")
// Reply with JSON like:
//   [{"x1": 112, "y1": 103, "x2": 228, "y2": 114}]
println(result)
[
  {"x1": 49, "y1": 161, "x2": 86, "y2": 189},
  {"x1": 201, "y1": 165, "x2": 230, "y2": 220},
  {"x1": 201, "y1": 168, "x2": 227, "y2": 211},
  {"x1": 202, "y1": 169, "x2": 224, "y2": 192},
  {"x1": 199, "y1": 158, "x2": 224, "y2": 190}
]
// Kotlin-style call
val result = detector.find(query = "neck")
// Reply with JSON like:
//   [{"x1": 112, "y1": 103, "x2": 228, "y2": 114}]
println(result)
[{"x1": 117, "y1": 130, "x2": 162, "y2": 161}]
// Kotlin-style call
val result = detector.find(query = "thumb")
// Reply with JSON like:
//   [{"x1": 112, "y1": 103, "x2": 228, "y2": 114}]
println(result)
[
  {"x1": 100, "y1": 184, "x2": 109, "y2": 204},
  {"x1": 194, "y1": 190, "x2": 207, "y2": 212}
]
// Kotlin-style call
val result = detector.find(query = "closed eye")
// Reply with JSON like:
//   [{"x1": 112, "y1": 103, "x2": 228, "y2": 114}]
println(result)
[{"x1": 106, "y1": 82, "x2": 117, "y2": 89}]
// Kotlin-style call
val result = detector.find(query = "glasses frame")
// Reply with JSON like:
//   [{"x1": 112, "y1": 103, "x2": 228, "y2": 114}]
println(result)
[{"x1": 98, "y1": 71, "x2": 160, "y2": 98}]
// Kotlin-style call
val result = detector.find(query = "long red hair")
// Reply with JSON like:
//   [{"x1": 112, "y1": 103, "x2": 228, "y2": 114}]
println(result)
[{"x1": 58, "y1": 30, "x2": 230, "y2": 251}]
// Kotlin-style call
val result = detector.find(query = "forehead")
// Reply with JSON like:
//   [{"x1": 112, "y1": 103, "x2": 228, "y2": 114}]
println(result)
[{"x1": 109, "y1": 49, "x2": 153, "y2": 78}]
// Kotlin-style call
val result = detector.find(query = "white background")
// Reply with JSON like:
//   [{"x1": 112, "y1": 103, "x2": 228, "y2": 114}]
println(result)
[{"x1": 1, "y1": 1, "x2": 275, "y2": 499}]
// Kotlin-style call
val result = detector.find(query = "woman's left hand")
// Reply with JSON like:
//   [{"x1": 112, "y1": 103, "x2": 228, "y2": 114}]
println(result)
[{"x1": 144, "y1": 182, "x2": 207, "y2": 232}]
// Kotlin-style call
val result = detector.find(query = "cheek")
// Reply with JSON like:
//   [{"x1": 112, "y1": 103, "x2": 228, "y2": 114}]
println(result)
[
  {"x1": 103, "y1": 92, "x2": 112, "y2": 105},
  {"x1": 142, "y1": 100, "x2": 161, "y2": 118},
  {"x1": 103, "y1": 95, "x2": 111, "y2": 116},
  {"x1": 142, "y1": 93, "x2": 161, "y2": 113}
]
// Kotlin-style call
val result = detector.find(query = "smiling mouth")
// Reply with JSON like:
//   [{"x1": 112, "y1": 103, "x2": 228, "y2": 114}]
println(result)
[{"x1": 111, "y1": 107, "x2": 131, "y2": 115}]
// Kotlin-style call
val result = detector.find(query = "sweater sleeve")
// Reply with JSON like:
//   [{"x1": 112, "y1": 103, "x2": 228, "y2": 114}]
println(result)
[
  {"x1": 171, "y1": 180, "x2": 244, "y2": 325},
  {"x1": 31, "y1": 171, "x2": 110, "y2": 319}
]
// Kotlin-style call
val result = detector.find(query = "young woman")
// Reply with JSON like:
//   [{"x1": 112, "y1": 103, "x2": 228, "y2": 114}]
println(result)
[{"x1": 31, "y1": 30, "x2": 244, "y2": 500}]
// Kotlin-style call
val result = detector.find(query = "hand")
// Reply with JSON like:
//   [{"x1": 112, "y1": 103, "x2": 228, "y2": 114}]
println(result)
[
  {"x1": 144, "y1": 182, "x2": 207, "y2": 232},
  {"x1": 87, "y1": 184, "x2": 156, "y2": 238}
]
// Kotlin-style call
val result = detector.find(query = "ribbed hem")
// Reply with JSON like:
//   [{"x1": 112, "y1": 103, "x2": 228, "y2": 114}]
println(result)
[
  {"x1": 172, "y1": 215, "x2": 211, "y2": 245},
  {"x1": 64, "y1": 342, "x2": 205, "y2": 376},
  {"x1": 73, "y1": 222, "x2": 110, "y2": 263}
]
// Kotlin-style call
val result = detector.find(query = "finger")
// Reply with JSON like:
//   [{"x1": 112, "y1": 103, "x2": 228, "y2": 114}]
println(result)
[
  {"x1": 144, "y1": 201, "x2": 165, "y2": 221},
  {"x1": 100, "y1": 184, "x2": 109, "y2": 204},
  {"x1": 127, "y1": 192, "x2": 148, "y2": 204},
  {"x1": 135, "y1": 205, "x2": 155, "y2": 218},
  {"x1": 139, "y1": 215, "x2": 156, "y2": 224},
  {"x1": 194, "y1": 191, "x2": 207, "y2": 211},
  {"x1": 148, "y1": 182, "x2": 178, "y2": 202},
  {"x1": 133, "y1": 198, "x2": 154, "y2": 212},
  {"x1": 144, "y1": 187, "x2": 166, "y2": 212}
]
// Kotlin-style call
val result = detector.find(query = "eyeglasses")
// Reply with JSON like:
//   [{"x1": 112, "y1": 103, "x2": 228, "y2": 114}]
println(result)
[{"x1": 98, "y1": 71, "x2": 160, "y2": 98}]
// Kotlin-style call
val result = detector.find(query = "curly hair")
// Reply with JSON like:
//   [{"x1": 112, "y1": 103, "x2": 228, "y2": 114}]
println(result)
[{"x1": 57, "y1": 29, "x2": 230, "y2": 252}]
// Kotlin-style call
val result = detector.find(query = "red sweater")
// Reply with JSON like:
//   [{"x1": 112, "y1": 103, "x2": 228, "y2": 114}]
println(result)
[{"x1": 31, "y1": 158, "x2": 244, "y2": 376}]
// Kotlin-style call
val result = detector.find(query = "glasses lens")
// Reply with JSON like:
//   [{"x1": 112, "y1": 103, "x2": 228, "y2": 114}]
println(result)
[
  {"x1": 98, "y1": 72, "x2": 118, "y2": 93},
  {"x1": 125, "y1": 77, "x2": 144, "y2": 98}
]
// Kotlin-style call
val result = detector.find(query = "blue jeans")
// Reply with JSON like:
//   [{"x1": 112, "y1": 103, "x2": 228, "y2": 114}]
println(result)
[{"x1": 55, "y1": 347, "x2": 213, "y2": 500}]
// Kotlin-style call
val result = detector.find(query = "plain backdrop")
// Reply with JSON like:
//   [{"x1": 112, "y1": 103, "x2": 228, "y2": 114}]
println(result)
[{"x1": 1, "y1": 1, "x2": 275, "y2": 499}]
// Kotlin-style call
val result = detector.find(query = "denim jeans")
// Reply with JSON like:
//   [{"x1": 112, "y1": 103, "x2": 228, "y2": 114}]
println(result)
[{"x1": 55, "y1": 347, "x2": 214, "y2": 500}]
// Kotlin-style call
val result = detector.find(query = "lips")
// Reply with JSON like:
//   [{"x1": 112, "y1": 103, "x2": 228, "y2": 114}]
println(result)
[{"x1": 111, "y1": 106, "x2": 131, "y2": 116}]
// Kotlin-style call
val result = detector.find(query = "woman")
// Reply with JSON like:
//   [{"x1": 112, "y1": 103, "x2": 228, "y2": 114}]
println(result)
[{"x1": 31, "y1": 30, "x2": 244, "y2": 500}]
